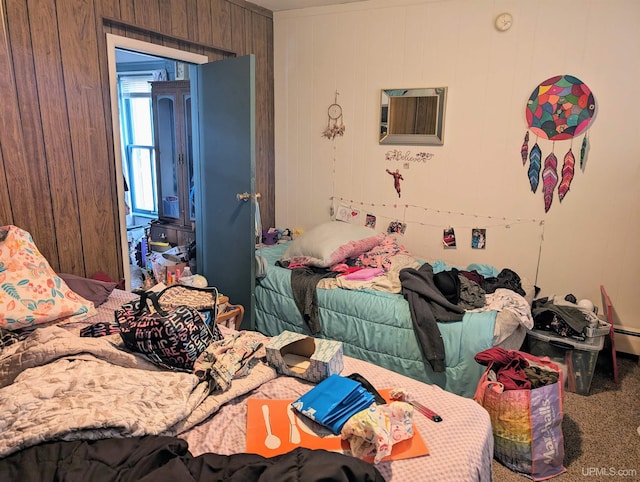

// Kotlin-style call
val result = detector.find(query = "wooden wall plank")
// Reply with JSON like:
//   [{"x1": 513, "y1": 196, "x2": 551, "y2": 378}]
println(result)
[
  {"x1": 96, "y1": 0, "x2": 120, "y2": 18},
  {"x1": 159, "y1": 0, "x2": 187, "y2": 38},
  {"x1": 56, "y1": 0, "x2": 119, "y2": 278},
  {"x1": 95, "y1": 0, "x2": 125, "y2": 280},
  {"x1": 226, "y1": 0, "x2": 272, "y2": 18},
  {"x1": 172, "y1": 0, "x2": 188, "y2": 38},
  {"x1": 229, "y1": 3, "x2": 247, "y2": 55},
  {"x1": 28, "y1": 0, "x2": 84, "y2": 274},
  {"x1": 158, "y1": 0, "x2": 172, "y2": 34},
  {"x1": 0, "y1": 145, "x2": 12, "y2": 226},
  {"x1": 212, "y1": 0, "x2": 232, "y2": 50},
  {"x1": 196, "y1": 0, "x2": 214, "y2": 45},
  {"x1": 195, "y1": 0, "x2": 213, "y2": 46},
  {"x1": 0, "y1": 2, "x2": 16, "y2": 225},
  {"x1": 134, "y1": 0, "x2": 161, "y2": 32},
  {"x1": 251, "y1": 12, "x2": 274, "y2": 230},
  {"x1": 118, "y1": 0, "x2": 134, "y2": 22},
  {"x1": 4, "y1": 0, "x2": 59, "y2": 266}
]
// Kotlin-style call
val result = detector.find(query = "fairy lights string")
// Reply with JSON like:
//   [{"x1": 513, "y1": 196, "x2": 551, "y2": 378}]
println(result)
[
  {"x1": 330, "y1": 195, "x2": 546, "y2": 284},
  {"x1": 330, "y1": 196, "x2": 545, "y2": 227}
]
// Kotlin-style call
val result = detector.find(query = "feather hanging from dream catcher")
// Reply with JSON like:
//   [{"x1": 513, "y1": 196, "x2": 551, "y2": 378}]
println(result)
[
  {"x1": 522, "y1": 75, "x2": 596, "y2": 211},
  {"x1": 580, "y1": 134, "x2": 589, "y2": 171},
  {"x1": 528, "y1": 142, "x2": 541, "y2": 192},
  {"x1": 542, "y1": 151, "x2": 558, "y2": 213},
  {"x1": 558, "y1": 148, "x2": 575, "y2": 202},
  {"x1": 521, "y1": 131, "x2": 529, "y2": 165}
]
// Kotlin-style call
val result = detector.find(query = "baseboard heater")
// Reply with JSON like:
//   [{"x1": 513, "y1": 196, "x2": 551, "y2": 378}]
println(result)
[
  {"x1": 613, "y1": 328, "x2": 640, "y2": 357},
  {"x1": 614, "y1": 328, "x2": 640, "y2": 337}
]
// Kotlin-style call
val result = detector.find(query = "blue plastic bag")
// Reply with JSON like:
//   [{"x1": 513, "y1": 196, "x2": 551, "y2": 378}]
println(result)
[{"x1": 291, "y1": 374, "x2": 375, "y2": 434}]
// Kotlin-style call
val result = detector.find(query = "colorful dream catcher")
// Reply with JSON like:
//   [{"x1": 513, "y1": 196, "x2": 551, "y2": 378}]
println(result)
[{"x1": 520, "y1": 75, "x2": 596, "y2": 212}]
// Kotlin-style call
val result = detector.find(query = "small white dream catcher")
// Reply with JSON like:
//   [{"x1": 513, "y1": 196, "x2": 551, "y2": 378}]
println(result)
[{"x1": 322, "y1": 91, "x2": 345, "y2": 140}]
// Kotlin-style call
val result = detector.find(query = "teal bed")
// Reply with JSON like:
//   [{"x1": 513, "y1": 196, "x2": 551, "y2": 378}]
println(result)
[{"x1": 254, "y1": 242, "x2": 529, "y2": 398}]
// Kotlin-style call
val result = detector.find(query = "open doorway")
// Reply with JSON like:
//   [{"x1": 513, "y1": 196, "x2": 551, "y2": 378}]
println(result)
[
  {"x1": 106, "y1": 34, "x2": 208, "y2": 290},
  {"x1": 115, "y1": 48, "x2": 170, "y2": 290}
]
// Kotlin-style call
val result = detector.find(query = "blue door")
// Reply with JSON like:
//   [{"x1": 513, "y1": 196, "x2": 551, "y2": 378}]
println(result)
[{"x1": 192, "y1": 55, "x2": 256, "y2": 329}]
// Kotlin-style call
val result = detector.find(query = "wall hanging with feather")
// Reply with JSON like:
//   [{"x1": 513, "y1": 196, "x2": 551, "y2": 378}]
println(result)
[{"x1": 521, "y1": 75, "x2": 597, "y2": 212}]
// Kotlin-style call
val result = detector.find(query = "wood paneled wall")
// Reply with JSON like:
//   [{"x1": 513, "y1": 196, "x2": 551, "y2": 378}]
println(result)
[{"x1": 0, "y1": 0, "x2": 274, "y2": 282}]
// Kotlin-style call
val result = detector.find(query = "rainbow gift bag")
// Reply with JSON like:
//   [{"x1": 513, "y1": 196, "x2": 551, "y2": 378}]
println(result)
[{"x1": 474, "y1": 349, "x2": 566, "y2": 480}]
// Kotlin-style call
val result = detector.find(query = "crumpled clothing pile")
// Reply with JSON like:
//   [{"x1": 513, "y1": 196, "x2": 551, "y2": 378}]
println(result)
[
  {"x1": 194, "y1": 331, "x2": 268, "y2": 392},
  {"x1": 340, "y1": 401, "x2": 414, "y2": 463},
  {"x1": 475, "y1": 346, "x2": 559, "y2": 391}
]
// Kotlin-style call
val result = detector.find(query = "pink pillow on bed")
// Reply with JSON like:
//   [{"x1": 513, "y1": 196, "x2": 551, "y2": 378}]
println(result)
[
  {"x1": 280, "y1": 221, "x2": 385, "y2": 268},
  {"x1": 0, "y1": 225, "x2": 97, "y2": 330}
]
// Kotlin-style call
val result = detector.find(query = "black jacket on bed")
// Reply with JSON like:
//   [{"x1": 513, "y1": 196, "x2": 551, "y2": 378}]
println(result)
[
  {"x1": 0, "y1": 435, "x2": 384, "y2": 482},
  {"x1": 287, "y1": 265, "x2": 338, "y2": 334},
  {"x1": 400, "y1": 263, "x2": 465, "y2": 372}
]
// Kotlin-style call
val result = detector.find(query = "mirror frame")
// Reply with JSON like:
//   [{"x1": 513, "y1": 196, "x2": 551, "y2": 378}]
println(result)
[{"x1": 379, "y1": 87, "x2": 448, "y2": 145}]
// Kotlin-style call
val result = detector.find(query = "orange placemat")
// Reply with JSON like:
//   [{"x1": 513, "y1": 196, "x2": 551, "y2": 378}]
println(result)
[{"x1": 246, "y1": 389, "x2": 429, "y2": 462}]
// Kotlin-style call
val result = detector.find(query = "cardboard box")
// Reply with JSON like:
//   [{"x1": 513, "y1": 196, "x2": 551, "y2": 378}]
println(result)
[{"x1": 266, "y1": 331, "x2": 343, "y2": 383}]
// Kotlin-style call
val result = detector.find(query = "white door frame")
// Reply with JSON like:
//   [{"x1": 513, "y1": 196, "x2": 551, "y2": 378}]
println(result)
[{"x1": 106, "y1": 33, "x2": 208, "y2": 290}]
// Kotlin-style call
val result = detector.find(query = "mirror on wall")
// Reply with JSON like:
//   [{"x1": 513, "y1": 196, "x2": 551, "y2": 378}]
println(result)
[{"x1": 379, "y1": 87, "x2": 447, "y2": 145}]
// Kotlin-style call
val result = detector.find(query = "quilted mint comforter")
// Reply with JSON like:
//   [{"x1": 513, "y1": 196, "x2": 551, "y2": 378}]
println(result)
[{"x1": 255, "y1": 243, "x2": 496, "y2": 398}]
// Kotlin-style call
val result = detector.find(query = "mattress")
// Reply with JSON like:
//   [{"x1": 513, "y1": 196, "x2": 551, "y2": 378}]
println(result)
[{"x1": 255, "y1": 242, "x2": 527, "y2": 398}]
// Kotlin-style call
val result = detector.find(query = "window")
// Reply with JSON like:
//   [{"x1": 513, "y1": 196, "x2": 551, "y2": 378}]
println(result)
[
  {"x1": 118, "y1": 73, "x2": 156, "y2": 216},
  {"x1": 127, "y1": 145, "x2": 155, "y2": 212}
]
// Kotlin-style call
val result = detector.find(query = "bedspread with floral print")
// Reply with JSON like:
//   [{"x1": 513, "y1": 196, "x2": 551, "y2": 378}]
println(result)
[{"x1": 353, "y1": 236, "x2": 411, "y2": 272}]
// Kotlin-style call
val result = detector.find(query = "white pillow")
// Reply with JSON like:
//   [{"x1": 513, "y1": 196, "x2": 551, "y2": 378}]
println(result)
[{"x1": 280, "y1": 221, "x2": 385, "y2": 268}]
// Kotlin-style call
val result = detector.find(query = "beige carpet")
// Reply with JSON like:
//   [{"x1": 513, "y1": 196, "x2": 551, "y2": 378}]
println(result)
[{"x1": 491, "y1": 350, "x2": 640, "y2": 481}]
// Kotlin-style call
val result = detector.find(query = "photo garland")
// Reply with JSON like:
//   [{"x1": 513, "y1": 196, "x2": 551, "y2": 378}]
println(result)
[{"x1": 331, "y1": 197, "x2": 539, "y2": 255}]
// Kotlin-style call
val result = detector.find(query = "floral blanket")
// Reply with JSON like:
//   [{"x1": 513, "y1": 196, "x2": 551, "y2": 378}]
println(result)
[{"x1": 0, "y1": 326, "x2": 276, "y2": 458}]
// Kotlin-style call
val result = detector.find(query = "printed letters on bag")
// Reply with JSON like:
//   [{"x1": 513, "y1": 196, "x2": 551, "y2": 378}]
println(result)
[{"x1": 115, "y1": 288, "x2": 223, "y2": 371}]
